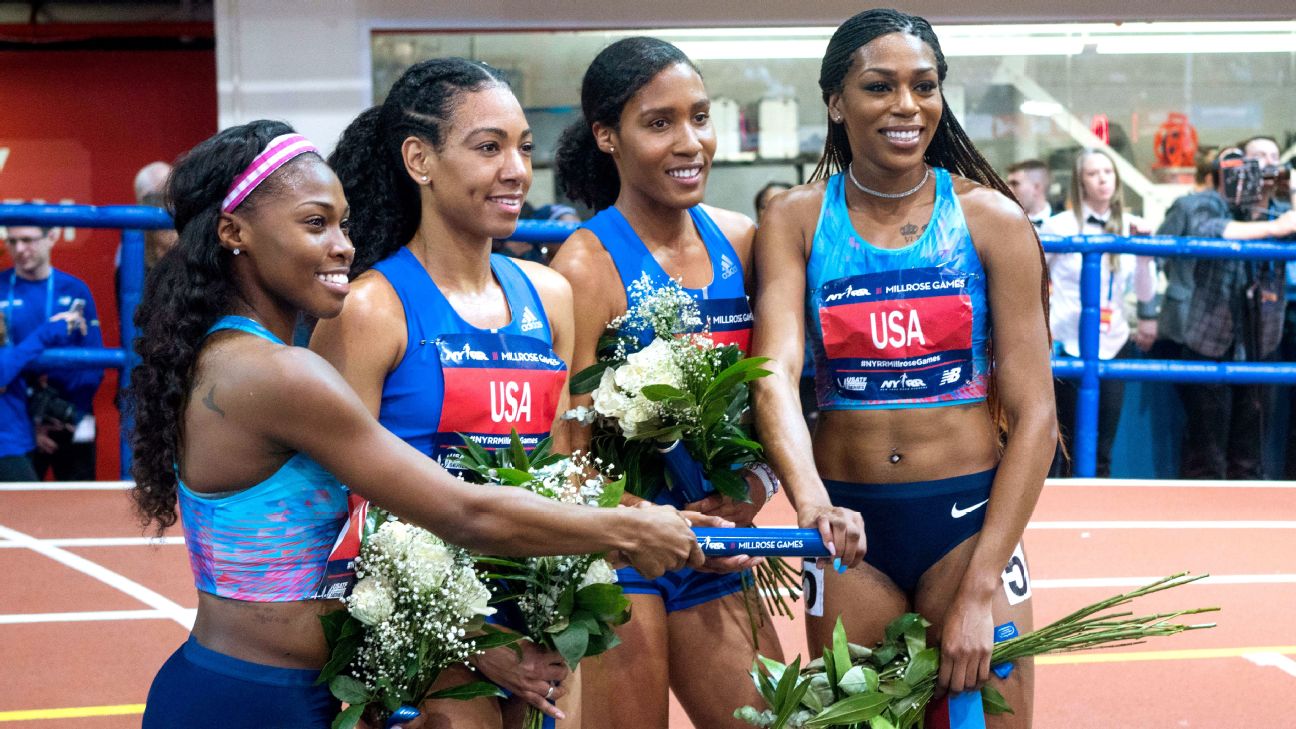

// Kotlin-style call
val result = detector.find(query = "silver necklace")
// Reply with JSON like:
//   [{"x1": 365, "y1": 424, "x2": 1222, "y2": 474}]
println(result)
[{"x1": 847, "y1": 163, "x2": 930, "y2": 199}]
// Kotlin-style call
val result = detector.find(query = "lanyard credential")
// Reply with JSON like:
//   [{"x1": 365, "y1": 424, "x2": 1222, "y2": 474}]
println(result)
[{"x1": 4, "y1": 271, "x2": 55, "y2": 348}]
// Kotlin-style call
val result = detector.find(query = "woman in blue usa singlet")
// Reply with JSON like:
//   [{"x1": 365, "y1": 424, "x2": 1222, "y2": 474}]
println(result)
[
  {"x1": 130, "y1": 120, "x2": 700, "y2": 729},
  {"x1": 314, "y1": 59, "x2": 586, "y2": 729},
  {"x1": 549, "y1": 38, "x2": 857, "y2": 729},
  {"x1": 750, "y1": 11, "x2": 1055, "y2": 728}
]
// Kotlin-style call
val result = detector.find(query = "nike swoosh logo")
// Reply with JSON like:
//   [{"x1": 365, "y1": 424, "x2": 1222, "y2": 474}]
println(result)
[{"x1": 950, "y1": 499, "x2": 990, "y2": 519}]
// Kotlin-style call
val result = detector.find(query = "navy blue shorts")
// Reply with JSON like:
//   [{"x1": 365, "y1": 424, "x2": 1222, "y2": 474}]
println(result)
[
  {"x1": 615, "y1": 564, "x2": 747, "y2": 613},
  {"x1": 143, "y1": 635, "x2": 339, "y2": 728},
  {"x1": 824, "y1": 468, "x2": 996, "y2": 594}
]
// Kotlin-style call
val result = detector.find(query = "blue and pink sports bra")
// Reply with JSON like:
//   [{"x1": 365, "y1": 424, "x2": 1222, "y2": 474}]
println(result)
[
  {"x1": 806, "y1": 167, "x2": 990, "y2": 410},
  {"x1": 583, "y1": 205, "x2": 752, "y2": 352},
  {"x1": 177, "y1": 315, "x2": 349, "y2": 602},
  {"x1": 373, "y1": 248, "x2": 568, "y2": 474}
]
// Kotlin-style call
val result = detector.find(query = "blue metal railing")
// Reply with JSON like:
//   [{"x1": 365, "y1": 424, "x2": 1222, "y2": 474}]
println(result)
[
  {"x1": 1041, "y1": 234, "x2": 1296, "y2": 477},
  {"x1": 0, "y1": 203, "x2": 171, "y2": 479},
  {"x1": 4, "y1": 203, "x2": 1292, "y2": 481}
]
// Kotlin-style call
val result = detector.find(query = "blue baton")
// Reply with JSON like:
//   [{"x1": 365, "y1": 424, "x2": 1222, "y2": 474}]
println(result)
[{"x1": 694, "y1": 527, "x2": 831, "y2": 557}]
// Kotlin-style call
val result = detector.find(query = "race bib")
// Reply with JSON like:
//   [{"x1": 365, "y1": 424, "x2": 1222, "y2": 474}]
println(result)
[
  {"x1": 698, "y1": 296, "x2": 752, "y2": 353},
  {"x1": 818, "y1": 267, "x2": 975, "y2": 402},
  {"x1": 433, "y1": 332, "x2": 567, "y2": 473}
]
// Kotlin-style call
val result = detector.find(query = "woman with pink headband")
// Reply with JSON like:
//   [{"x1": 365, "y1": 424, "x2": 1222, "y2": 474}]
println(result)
[{"x1": 130, "y1": 119, "x2": 704, "y2": 728}]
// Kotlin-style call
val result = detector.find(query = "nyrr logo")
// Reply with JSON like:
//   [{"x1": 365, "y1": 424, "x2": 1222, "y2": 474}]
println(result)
[
  {"x1": 699, "y1": 536, "x2": 735, "y2": 553},
  {"x1": 823, "y1": 284, "x2": 870, "y2": 303},
  {"x1": 719, "y1": 254, "x2": 738, "y2": 280},
  {"x1": 519, "y1": 306, "x2": 543, "y2": 332},
  {"x1": 445, "y1": 343, "x2": 488, "y2": 363},
  {"x1": 880, "y1": 372, "x2": 926, "y2": 390}
]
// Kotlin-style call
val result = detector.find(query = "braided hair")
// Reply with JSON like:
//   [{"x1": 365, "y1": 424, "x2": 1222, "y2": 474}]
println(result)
[
  {"x1": 815, "y1": 9, "x2": 1051, "y2": 443},
  {"x1": 555, "y1": 37, "x2": 697, "y2": 212},
  {"x1": 329, "y1": 58, "x2": 510, "y2": 275},
  {"x1": 129, "y1": 120, "x2": 321, "y2": 532}
]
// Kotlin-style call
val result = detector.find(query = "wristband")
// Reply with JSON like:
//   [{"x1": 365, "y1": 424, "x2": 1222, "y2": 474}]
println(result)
[{"x1": 744, "y1": 462, "x2": 779, "y2": 503}]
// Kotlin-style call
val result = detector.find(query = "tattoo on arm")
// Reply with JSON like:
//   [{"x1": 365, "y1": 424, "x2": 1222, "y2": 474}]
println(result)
[
  {"x1": 202, "y1": 385, "x2": 226, "y2": 418},
  {"x1": 900, "y1": 222, "x2": 927, "y2": 243}
]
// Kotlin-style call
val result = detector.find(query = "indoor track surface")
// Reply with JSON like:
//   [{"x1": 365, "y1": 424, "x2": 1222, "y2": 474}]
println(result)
[{"x1": 1, "y1": 478, "x2": 1293, "y2": 728}]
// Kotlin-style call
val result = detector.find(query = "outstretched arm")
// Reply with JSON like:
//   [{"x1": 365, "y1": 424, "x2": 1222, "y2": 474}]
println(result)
[{"x1": 749, "y1": 189, "x2": 864, "y2": 568}]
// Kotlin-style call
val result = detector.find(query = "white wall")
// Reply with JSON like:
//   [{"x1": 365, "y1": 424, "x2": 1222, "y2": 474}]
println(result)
[{"x1": 217, "y1": 0, "x2": 1296, "y2": 150}]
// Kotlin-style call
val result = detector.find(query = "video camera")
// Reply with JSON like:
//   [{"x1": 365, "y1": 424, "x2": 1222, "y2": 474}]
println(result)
[
  {"x1": 1217, "y1": 147, "x2": 1294, "y2": 211},
  {"x1": 27, "y1": 383, "x2": 79, "y2": 430}
]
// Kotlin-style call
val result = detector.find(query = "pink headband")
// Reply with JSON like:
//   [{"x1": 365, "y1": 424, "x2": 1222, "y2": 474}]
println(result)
[{"x1": 221, "y1": 133, "x2": 320, "y2": 213}]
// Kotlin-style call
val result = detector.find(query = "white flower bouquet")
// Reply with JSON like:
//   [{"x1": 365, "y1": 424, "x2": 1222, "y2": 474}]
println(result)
[
  {"x1": 735, "y1": 574, "x2": 1217, "y2": 729},
  {"x1": 318, "y1": 505, "x2": 516, "y2": 729},
  {"x1": 456, "y1": 432, "x2": 632, "y2": 729}
]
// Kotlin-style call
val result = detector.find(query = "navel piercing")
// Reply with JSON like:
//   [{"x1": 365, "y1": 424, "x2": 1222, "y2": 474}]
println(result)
[{"x1": 889, "y1": 448, "x2": 902, "y2": 464}]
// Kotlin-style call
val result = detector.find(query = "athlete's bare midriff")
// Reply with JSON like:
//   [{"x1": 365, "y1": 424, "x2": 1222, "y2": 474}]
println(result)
[
  {"x1": 190, "y1": 592, "x2": 341, "y2": 669},
  {"x1": 812, "y1": 402, "x2": 999, "y2": 484}
]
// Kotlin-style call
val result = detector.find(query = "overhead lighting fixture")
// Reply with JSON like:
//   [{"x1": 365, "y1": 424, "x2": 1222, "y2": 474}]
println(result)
[{"x1": 1020, "y1": 100, "x2": 1064, "y2": 117}]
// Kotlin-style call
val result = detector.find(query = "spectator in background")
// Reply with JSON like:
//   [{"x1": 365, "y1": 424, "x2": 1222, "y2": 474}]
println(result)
[
  {"x1": 753, "y1": 181, "x2": 791, "y2": 223},
  {"x1": 1006, "y1": 159, "x2": 1053, "y2": 228},
  {"x1": 1041, "y1": 149, "x2": 1155, "y2": 477},
  {"x1": 1171, "y1": 139, "x2": 1296, "y2": 479},
  {"x1": 117, "y1": 162, "x2": 178, "y2": 307},
  {"x1": 1, "y1": 225, "x2": 103, "y2": 480},
  {"x1": 1153, "y1": 147, "x2": 1221, "y2": 360}
]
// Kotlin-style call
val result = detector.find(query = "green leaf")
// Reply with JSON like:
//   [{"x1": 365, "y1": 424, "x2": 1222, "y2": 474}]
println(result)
[
  {"x1": 903, "y1": 619, "x2": 927, "y2": 659},
  {"x1": 529, "y1": 437, "x2": 553, "y2": 465},
  {"x1": 838, "y1": 665, "x2": 873, "y2": 696},
  {"x1": 570, "y1": 361, "x2": 610, "y2": 394},
  {"x1": 873, "y1": 644, "x2": 899, "y2": 665},
  {"x1": 330, "y1": 703, "x2": 365, "y2": 729},
  {"x1": 553, "y1": 624, "x2": 591, "y2": 668},
  {"x1": 710, "y1": 468, "x2": 751, "y2": 502},
  {"x1": 884, "y1": 613, "x2": 925, "y2": 645},
  {"x1": 753, "y1": 660, "x2": 779, "y2": 707},
  {"x1": 472, "y1": 626, "x2": 523, "y2": 652},
  {"x1": 641, "y1": 383, "x2": 688, "y2": 401},
  {"x1": 328, "y1": 674, "x2": 371, "y2": 704},
  {"x1": 702, "y1": 356, "x2": 772, "y2": 404},
  {"x1": 831, "y1": 619, "x2": 852, "y2": 691},
  {"x1": 490, "y1": 467, "x2": 536, "y2": 486},
  {"x1": 598, "y1": 477, "x2": 626, "y2": 508},
  {"x1": 425, "y1": 680, "x2": 508, "y2": 701},
  {"x1": 869, "y1": 715, "x2": 897, "y2": 729},
  {"x1": 902, "y1": 648, "x2": 938, "y2": 686},
  {"x1": 771, "y1": 655, "x2": 803, "y2": 716},
  {"x1": 507, "y1": 430, "x2": 529, "y2": 470},
  {"x1": 576, "y1": 582, "x2": 630, "y2": 622},
  {"x1": 805, "y1": 692, "x2": 891, "y2": 727},
  {"x1": 981, "y1": 684, "x2": 1015, "y2": 715},
  {"x1": 318, "y1": 631, "x2": 362, "y2": 684}
]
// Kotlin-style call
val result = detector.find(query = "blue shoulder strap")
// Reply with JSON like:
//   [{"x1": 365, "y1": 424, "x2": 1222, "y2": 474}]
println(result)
[
  {"x1": 489, "y1": 254, "x2": 553, "y2": 344},
  {"x1": 205, "y1": 315, "x2": 285, "y2": 345},
  {"x1": 583, "y1": 207, "x2": 655, "y2": 292}
]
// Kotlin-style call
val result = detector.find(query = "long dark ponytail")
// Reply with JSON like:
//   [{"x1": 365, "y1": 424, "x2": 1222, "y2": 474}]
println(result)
[
  {"x1": 554, "y1": 37, "x2": 696, "y2": 212},
  {"x1": 815, "y1": 9, "x2": 1051, "y2": 442},
  {"x1": 129, "y1": 119, "x2": 314, "y2": 532},
  {"x1": 329, "y1": 58, "x2": 509, "y2": 275}
]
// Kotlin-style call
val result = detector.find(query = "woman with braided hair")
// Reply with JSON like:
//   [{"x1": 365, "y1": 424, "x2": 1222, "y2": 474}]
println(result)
[
  {"x1": 130, "y1": 118, "x2": 702, "y2": 728},
  {"x1": 750, "y1": 10, "x2": 1055, "y2": 726}
]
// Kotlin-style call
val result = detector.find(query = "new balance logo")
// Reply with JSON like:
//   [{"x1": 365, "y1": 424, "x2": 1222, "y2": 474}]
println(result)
[
  {"x1": 519, "y1": 307, "x2": 543, "y2": 332},
  {"x1": 950, "y1": 499, "x2": 989, "y2": 519},
  {"x1": 720, "y1": 254, "x2": 738, "y2": 280},
  {"x1": 938, "y1": 367, "x2": 962, "y2": 386}
]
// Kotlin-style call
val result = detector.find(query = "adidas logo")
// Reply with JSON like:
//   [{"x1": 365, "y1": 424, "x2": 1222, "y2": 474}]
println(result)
[
  {"x1": 519, "y1": 307, "x2": 543, "y2": 332},
  {"x1": 720, "y1": 254, "x2": 738, "y2": 280}
]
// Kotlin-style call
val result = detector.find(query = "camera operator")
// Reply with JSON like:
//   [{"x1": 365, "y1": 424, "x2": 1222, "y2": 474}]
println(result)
[
  {"x1": 1, "y1": 225, "x2": 104, "y2": 481},
  {"x1": 1166, "y1": 138, "x2": 1296, "y2": 479}
]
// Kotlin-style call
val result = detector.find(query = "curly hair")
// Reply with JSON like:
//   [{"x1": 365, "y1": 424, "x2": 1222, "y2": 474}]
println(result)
[
  {"x1": 328, "y1": 58, "x2": 509, "y2": 275},
  {"x1": 128, "y1": 119, "x2": 319, "y2": 532},
  {"x1": 814, "y1": 9, "x2": 1051, "y2": 443},
  {"x1": 554, "y1": 37, "x2": 697, "y2": 212}
]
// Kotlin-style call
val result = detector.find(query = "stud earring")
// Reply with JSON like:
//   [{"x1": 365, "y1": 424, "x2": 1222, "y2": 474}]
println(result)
[
  {"x1": 232, "y1": 248, "x2": 241, "y2": 256},
  {"x1": 609, "y1": 145, "x2": 615, "y2": 154},
  {"x1": 421, "y1": 175, "x2": 429, "y2": 183}
]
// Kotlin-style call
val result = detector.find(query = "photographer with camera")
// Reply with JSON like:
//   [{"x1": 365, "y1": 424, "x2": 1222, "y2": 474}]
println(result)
[
  {"x1": 1162, "y1": 137, "x2": 1296, "y2": 479},
  {"x1": 2, "y1": 225, "x2": 104, "y2": 481}
]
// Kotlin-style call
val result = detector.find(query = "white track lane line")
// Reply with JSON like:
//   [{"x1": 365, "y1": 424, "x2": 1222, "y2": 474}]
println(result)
[
  {"x1": 1029, "y1": 520, "x2": 1296, "y2": 529},
  {"x1": 0, "y1": 481, "x2": 131, "y2": 491},
  {"x1": 1034, "y1": 574, "x2": 1296, "y2": 588},
  {"x1": 0, "y1": 523, "x2": 194, "y2": 629},
  {"x1": 0, "y1": 536, "x2": 184, "y2": 548},
  {"x1": 1046, "y1": 479, "x2": 1296, "y2": 489},
  {"x1": 1246, "y1": 652, "x2": 1296, "y2": 679},
  {"x1": 0, "y1": 608, "x2": 190, "y2": 625}
]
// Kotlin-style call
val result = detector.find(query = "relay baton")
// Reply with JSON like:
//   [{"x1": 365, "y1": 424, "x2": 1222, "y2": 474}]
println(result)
[{"x1": 693, "y1": 527, "x2": 831, "y2": 558}]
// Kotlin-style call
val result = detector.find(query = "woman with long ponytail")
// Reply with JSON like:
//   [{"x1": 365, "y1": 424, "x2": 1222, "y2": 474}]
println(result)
[
  {"x1": 130, "y1": 120, "x2": 701, "y2": 728},
  {"x1": 750, "y1": 10, "x2": 1055, "y2": 727},
  {"x1": 549, "y1": 37, "x2": 844, "y2": 729}
]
